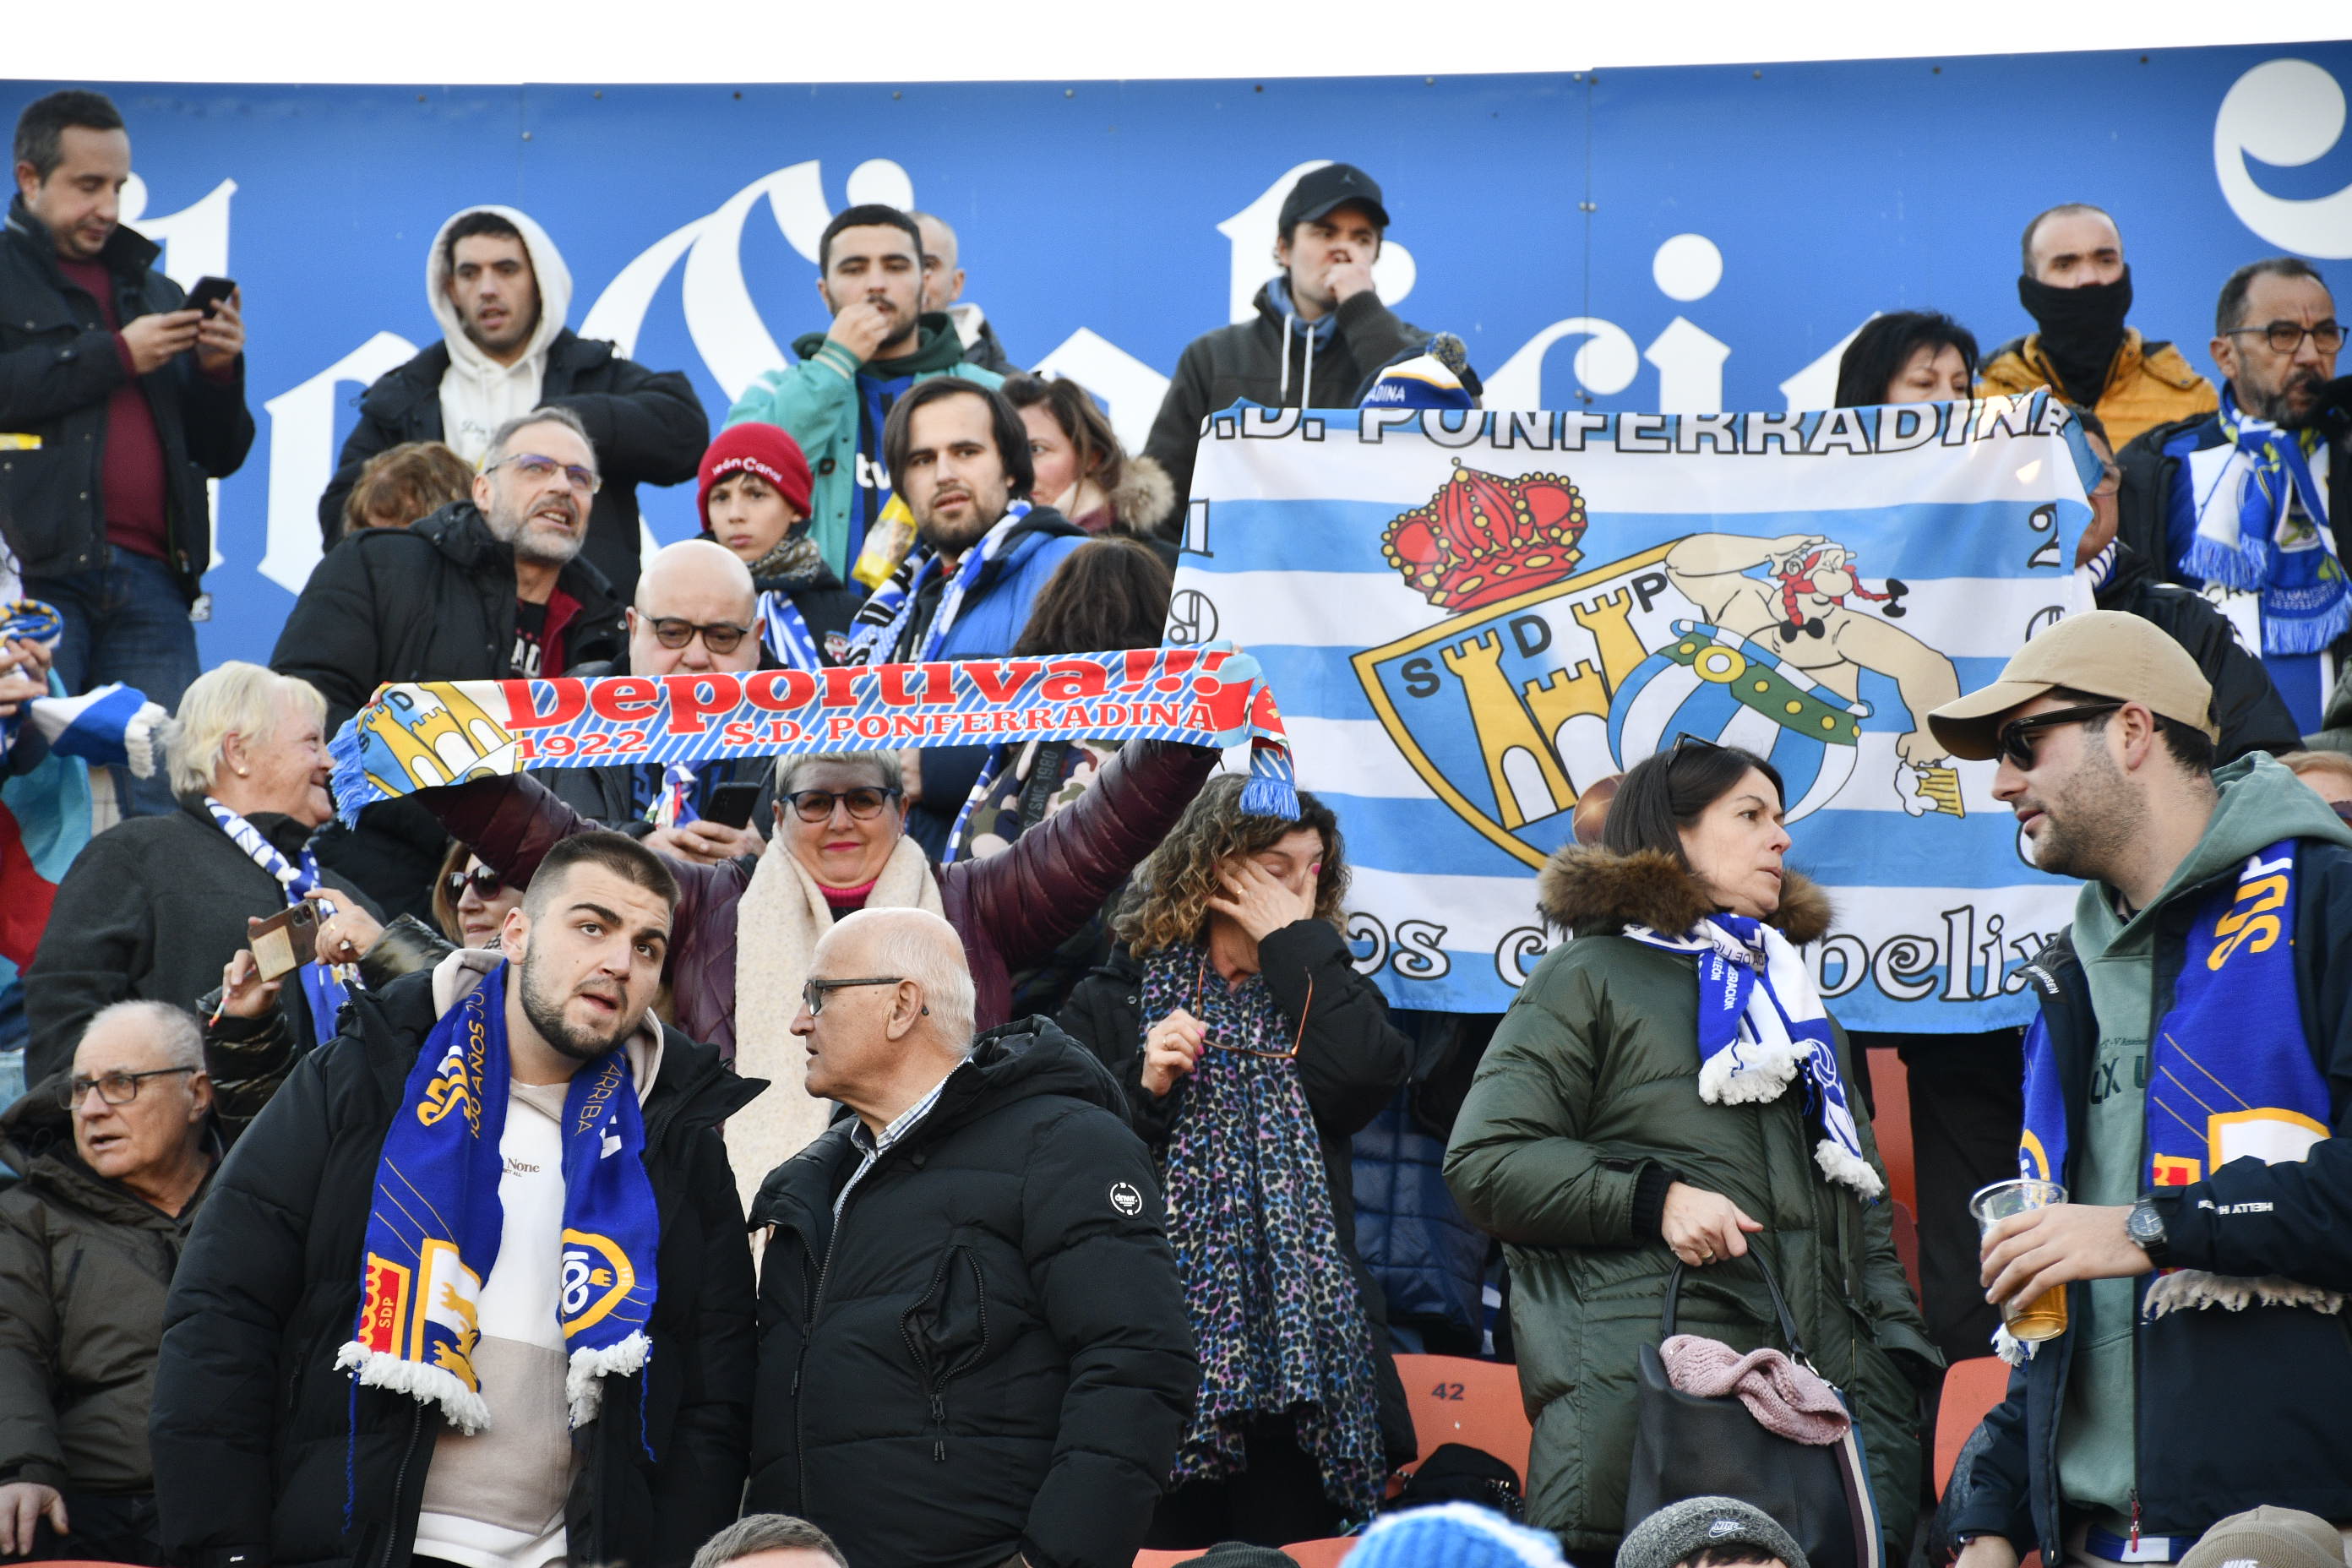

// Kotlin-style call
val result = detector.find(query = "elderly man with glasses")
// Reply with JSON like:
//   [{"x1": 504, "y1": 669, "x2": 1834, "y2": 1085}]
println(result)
[
  {"x1": 270, "y1": 405, "x2": 629, "y2": 920},
  {"x1": 0, "y1": 1001, "x2": 215, "y2": 1565},
  {"x1": 2116, "y1": 257, "x2": 2350, "y2": 733},
  {"x1": 1929, "y1": 609, "x2": 2352, "y2": 1568},
  {"x1": 743, "y1": 906, "x2": 1195, "y2": 1568}
]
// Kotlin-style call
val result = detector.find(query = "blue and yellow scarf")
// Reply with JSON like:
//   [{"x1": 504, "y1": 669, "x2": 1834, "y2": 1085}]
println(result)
[
  {"x1": 2017, "y1": 841, "x2": 2336, "y2": 1338},
  {"x1": 336, "y1": 962, "x2": 661, "y2": 1432}
]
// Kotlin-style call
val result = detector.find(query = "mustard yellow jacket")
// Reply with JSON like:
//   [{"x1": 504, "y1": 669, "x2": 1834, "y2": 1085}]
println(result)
[{"x1": 1978, "y1": 328, "x2": 2217, "y2": 449}]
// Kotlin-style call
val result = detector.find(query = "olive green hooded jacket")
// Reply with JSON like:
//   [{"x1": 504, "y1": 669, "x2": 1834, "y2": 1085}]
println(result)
[{"x1": 1446, "y1": 844, "x2": 1939, "y2": 1558}]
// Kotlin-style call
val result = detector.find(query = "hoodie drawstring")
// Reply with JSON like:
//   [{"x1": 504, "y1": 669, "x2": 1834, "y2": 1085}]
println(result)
[{"x1": 1277, "y1": 311, "x2": 1294, "y2": 406}]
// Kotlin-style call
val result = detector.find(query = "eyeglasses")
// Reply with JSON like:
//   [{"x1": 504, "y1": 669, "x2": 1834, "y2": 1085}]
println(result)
[
  {"x1": 2221, "y1": 319, "x2": 2344, "y2": 355},
  {"x1": 1191, "y1": 950, "x2": 1311, "y2": 1059},
  {"x1": 1995, "y1": 702, "x2": 2123, "y2": 770},
  {"x1": 444, "y1": 866, "x2": 507, "y2": 901},
  {"x1": 801, "y1": 976, "x2": 919, "y2": 1015},
  {"x1": 58, "y1": 1066, "x2": 199, "y2": 1108},
  {"x1": 787, "y1": 786, "x2": 902, "y2": 823},
  {"x1": 647, "y1": 617, "x2": 753, "y2": 655},
  {"x1": 2089, "y1": 461, "x2": 2121, "y2": 498},
  {"x1": 487, "y1": 453, "x2": 604, "y2": 495}
]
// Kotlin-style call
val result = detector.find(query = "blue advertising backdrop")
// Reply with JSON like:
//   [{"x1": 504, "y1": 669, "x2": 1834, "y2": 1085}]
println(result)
[{"x1": 3, "y1": 43, "x2": 2349, "y2": 669}]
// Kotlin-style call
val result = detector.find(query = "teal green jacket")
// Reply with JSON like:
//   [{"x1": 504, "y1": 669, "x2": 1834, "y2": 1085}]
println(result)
[{"x1": 724, "y1": 313, "x2": 1003, "y2": 576}]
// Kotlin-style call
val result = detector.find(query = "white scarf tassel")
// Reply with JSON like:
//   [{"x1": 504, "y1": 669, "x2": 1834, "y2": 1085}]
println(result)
[{"x1": 335, "y1": 1341, "x2": 493, "y2": 1435}]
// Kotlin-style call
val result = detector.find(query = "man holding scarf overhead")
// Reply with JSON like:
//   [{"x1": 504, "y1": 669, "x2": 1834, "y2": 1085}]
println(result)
[
  {"x1": 1930, "y1": 612, "x2": 2352, "y2": 1568},
  {"x1": 149, "y1": 831, "x2": 761, "y2": 1568},
  {"x1": 2117, "y1": 257, "x2": 2347, "y2": 732}
]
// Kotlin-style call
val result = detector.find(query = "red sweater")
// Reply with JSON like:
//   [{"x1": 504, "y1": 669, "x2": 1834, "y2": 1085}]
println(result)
[{"x1": 56, "y1": 256, "x2": 168, "y2": 562}]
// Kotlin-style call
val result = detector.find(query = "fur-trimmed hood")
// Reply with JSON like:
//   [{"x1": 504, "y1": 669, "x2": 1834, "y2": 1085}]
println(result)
[{"x1": 1535, "y1": 843, "x2": 1833, "y2": 945}]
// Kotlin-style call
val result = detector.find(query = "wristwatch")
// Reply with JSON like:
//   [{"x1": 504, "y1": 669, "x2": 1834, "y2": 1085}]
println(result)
[{"x1": 2126, "y1": 1195, "x2": 2170, "y2": 1270}]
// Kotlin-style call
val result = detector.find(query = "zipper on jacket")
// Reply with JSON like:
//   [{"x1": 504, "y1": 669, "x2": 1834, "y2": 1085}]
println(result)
[
  {"x1": 377, "y1": 1403, "x2": 430, "y2": 1568},
  {"x1": 897, "y1": 1249, "x2": 992, "y2": 1462},
  {"x1": 793, "y1": 1171, "x2": 868, "y2": 1510}
]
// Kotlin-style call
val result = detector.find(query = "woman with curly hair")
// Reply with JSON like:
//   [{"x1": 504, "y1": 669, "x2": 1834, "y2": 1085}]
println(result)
[{"x1": 1058, "y1": 776, "x2": 1415, "y2": 1548}]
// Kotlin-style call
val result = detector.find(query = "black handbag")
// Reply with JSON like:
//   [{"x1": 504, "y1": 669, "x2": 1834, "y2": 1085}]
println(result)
[{"x1": 1621, "y1": 1249, "x2": 1881, "y2": 1568}]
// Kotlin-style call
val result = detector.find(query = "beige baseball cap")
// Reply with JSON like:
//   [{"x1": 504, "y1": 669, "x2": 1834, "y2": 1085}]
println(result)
[
  {"x1": 2179, "y1": 1506, "x2": 2349, "y2": 1568},
  {"x1": 1926, "y1": 610, "x2": 2219, "y2": 762}
]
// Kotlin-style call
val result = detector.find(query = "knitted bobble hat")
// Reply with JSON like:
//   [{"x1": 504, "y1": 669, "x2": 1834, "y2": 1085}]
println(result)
[
  {"x1": 697, "y1": 422, "x2": 814, "y2": 527},
  {"x1": 1349, "y1": 1502, "x2": 1567, "y2": 1568}
]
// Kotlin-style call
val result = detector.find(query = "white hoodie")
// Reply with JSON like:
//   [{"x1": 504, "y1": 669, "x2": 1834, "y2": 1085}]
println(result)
[{"x1": 427, "y1": 205, "x2": 574, "y2": 466}]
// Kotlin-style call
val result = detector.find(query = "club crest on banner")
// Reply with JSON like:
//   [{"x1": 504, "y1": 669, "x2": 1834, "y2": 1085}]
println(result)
[
  {"x1": 355, "y1": 684, "x2": 522, "y2": 798},
  {"x1": 1356, "y1": 463, "x2": 1968, "y2": 868}
]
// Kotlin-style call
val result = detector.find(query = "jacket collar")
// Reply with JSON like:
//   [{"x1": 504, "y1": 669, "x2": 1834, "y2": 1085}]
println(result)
[
  {"x1": 409, "y1": 500, "x2": 623, "y2": 620},
  {"x1": 788, "y1": 312, "x2": 973, "y2": 377},
  {"x1": 1535, "y1": 842, "x2": 1834, "y2": 943},
  {"x1": 5, "y1": 194, "x2": 160, "y2": 286}
]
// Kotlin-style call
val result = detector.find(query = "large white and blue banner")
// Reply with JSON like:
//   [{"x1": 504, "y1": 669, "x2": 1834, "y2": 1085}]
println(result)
[
  {"x1": 1172, "y1": 395, "x2": 2096, "y2": 1030},
  {"x1": 1, "y1": 43, "x2": 2343, "y2": 667}
]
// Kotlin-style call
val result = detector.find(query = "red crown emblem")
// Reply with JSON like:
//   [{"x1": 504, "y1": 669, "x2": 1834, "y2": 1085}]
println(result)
[{"x1": 1380, "y1": 460, "x2": 1588, "y2": 612}]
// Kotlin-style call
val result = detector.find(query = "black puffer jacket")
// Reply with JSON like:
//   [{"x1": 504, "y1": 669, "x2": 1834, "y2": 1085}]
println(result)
[
  {"x1": 2093, "y1": 541, "x2": 2300, "y2": 760},
  {"x1": 21, "y1": 800, "x2": 379, "y2": 1086},
  {"x1": 745, "y1": 1018, "x2": 1197, "y2": 1568},
  {"x1": 0, "y1": 1086, "x2": 215, "y2": 1497},
  {"x1": 1141, "y1": 282, "x2": 1436, "y2": 527},
  {"x1": 1056, "y1": 919, "x2": 1420, "y2": 1467},
  {"x1": 318, "y1": 331, "x2": 706, "y2": 601},
  {"x1": 0, "y1": 197, "x2": 254, "y2": 597},
  {"x1": 270, "y1": 502, "x2": 626, "y2": 919},
  {"x1": 150, "y1": 967, "x2": 762, "y2": 1568}
]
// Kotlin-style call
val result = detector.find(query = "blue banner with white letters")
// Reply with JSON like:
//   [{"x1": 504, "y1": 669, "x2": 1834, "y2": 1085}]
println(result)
[{"x1": 1, "y1": 43, "x2": 2344, "y2": 672}]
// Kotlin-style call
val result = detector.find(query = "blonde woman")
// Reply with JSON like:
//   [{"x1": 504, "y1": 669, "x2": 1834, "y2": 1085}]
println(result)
[{"x1": 21, "y1": 663, "x2": 377, "y2": 1086}]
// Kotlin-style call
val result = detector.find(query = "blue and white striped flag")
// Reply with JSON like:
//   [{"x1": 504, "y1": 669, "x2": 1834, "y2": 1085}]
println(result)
[{"x1": 1168, "y1": 395, "x2": 2099, "y2": 1029}]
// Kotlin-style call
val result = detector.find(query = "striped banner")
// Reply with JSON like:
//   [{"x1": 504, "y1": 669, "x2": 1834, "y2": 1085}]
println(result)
[
  {"x1": 327, "y1": 647, "x2": 1294, "y2": 824},
  {"x1": 1168, "y1": 395, "x2": 2099, "y2": 1029}
]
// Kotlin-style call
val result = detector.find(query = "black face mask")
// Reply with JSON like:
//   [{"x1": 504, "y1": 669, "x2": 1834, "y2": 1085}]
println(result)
[{"x1": 2017, "y1": 266, "x2": 2134, "y2": 406}]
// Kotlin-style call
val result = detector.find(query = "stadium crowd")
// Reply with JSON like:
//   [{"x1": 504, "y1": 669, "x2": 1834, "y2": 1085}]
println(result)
[{"x1": 3, "y1": 83, "x2": 2351, "y2": 1568}]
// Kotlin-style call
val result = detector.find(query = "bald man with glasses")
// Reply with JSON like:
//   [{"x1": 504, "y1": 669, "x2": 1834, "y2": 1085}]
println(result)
[{"x1": 539, "y1": 537, "x2": 780, "y2": 863}]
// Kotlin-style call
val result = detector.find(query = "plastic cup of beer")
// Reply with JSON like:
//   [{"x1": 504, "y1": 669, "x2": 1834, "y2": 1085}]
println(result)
[{"x1": 1969, "y1": 1178, "x2": 2071, "y2": 1342}]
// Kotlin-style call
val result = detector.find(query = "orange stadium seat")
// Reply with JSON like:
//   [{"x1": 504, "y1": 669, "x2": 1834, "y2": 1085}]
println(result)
[
  {"x1": 1865, "y1": 1046, "x2": 1917, "y2": 1212},
  {"x1": 1936, "y1": 1355, "x2": 2015, "y2": 1496},
  {"x1": 1393, "y1": 1352, "x2": 1533, "y2": 1486}
]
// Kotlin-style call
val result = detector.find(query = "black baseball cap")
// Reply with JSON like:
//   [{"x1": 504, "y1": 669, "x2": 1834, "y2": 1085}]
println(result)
[{"x1": 1278, "y1": 163, "x2": 1391, "y2": 232}]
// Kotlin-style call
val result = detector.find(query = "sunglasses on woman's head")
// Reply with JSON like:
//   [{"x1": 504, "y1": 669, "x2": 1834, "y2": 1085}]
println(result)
[{"x1": 444, "y1": 866, "x2": 506, "y2": 901}]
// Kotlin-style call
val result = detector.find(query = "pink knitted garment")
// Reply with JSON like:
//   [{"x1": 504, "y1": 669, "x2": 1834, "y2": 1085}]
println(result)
[{"x1": 1659, "y1": 1334, "x2": 1850, "y2": 1445}]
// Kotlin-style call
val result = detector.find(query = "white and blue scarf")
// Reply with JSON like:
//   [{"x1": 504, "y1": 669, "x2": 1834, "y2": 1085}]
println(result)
[
  {"x1": 2179, "y1": 388, "x2": 2345, "y2": 656},
  {"x1": 337, "y1": 961, "x2": 660, "y2": 1432},
  {"x1": 839, "y1": 500, "x2": 1032, "y2": 667},
  {"x1": 204, "y1": 796, "x2": 351, "y2": 1047},
  {"x1": 1, "y1": 601, "x2": 166, "y2": 776},
  {"x1": 1625, "y1": 914, "x2": 1882, "y2": 1197},
  {"x1": 2009, "y1": 841, "x2": 2340, "y2": 1361},
  {"x1": 756, "y1": 591, "x2": 825, "y2": 673}
]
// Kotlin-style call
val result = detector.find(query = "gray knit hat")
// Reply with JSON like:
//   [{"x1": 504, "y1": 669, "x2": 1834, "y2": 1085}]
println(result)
[
  {"x1": 1173, "y1": 1545, "x2": 1302, "y2": 1568},
  {"x1": 1615, "y1": 1497, "x2": 1810, "y2": 1568}
]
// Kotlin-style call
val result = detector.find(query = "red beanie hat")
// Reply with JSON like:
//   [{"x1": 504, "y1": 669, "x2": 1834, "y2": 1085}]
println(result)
[{"x1": 697, "y1": 422, "x2": 814, "y2": 527}]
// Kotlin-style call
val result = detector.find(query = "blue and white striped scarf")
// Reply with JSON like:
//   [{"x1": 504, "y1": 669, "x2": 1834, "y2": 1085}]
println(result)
[
  {"x1": 756, "y1": 590, "x2": 825, "y2": 673},
  {"x1": 204, "y1": 796, "x2": 352, "y2": 1047},
  {"x1": 1624, "y1": 914, "x2": 1881, "y2": 1197},
  {"x1": 840, "y1": 500, "x2": 1032, "y2": 667},
  {"x1": 2180, "y1": 387, "x2": 2345, "y2": 656}
]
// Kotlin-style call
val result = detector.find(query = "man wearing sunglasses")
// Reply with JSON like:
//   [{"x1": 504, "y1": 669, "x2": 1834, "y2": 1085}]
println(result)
[
  {"x1": 271, "y1": 406, "x2": 629, "y2": 920},
  {"x1": 542, "y1": 538, "x2": 778, "y2": 866},
  {"x1": 1930, "y1": 611, "x2": 2352, "y2": 1568},
  {"x1": 2117, "y1": 256, "x2": 2352, "y2": 732},
  {"x1": 0, "y1": 1001, "x2": 215, "y2": 1565},
  {"x1": 744, "y1": 907, "x2": 1195, "y2": 1568},
  {"x1": 318, "y1": 204, "x2": 707, "y2": 603}
]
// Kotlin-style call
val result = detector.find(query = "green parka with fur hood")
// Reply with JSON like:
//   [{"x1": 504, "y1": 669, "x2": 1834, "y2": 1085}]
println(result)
[{"x1": 1445, "y1": 845, "x2": 1938, "y2": 1559}]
